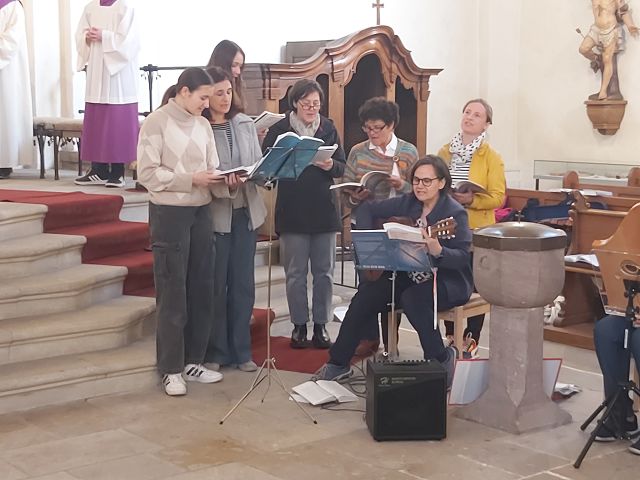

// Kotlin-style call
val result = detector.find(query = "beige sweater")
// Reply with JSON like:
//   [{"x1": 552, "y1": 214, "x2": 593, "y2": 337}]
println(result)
[{"x1": 138, "y1": 99, "x2": 231, "y2": 206}]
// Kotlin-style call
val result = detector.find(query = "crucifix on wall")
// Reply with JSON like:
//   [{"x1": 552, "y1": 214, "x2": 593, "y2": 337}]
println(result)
[{"x1": 372, "y1": 0, "x2": 384, "y2": 25}]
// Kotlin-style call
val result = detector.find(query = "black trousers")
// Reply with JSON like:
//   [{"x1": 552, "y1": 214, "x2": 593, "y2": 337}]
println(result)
[
  {"x1": 149, "y1": 203, "x2": 216, "y2": 375},
  {"x1": 329, "y1": 272, "x2": 453, "y2": 367}
]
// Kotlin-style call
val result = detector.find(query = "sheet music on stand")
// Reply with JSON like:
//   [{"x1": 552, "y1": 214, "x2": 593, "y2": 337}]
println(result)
[
  {"x1": 350, "y1": 230, "x2": 432, "y2": 272},
  {"x1": 351, "y1": 230, "x2": 437, "y2": 337}
]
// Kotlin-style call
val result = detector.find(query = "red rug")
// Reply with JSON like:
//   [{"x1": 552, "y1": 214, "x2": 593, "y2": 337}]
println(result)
[{"x1": 1, "y1": 187, "x2": 323, "y2": 374}]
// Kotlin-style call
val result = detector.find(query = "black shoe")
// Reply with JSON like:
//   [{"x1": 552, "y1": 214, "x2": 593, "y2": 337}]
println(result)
[
  {"x1": 75, "y1": 170, "x2": 107, "y2": 185},
  {"x1": 311, "y1": 324, "x2": 331, "y2": 349},
  {"x1": 290, "y1": 325, "x2": 309, "y2": 349},
  {"x1": 0, "y1": 168, "x2": 12, "y2": 179},
  {"x1": 105, "y1": 176, "x2": 125, "y2": 188},
  {"x1": 594, "y1": 414, "x2": 639, "y2": 442}
]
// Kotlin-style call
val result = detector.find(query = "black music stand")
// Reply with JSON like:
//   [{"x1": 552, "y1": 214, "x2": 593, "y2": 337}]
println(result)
[
  {"x1": 350, "y1": 231, "x2": 433, "y2": 360},
  {"x1": 574, "y1": 259, "x2": 640, "y2": 468},
  {"x1": 219, "y1": 137, "x2": 327, "y2": 425}
]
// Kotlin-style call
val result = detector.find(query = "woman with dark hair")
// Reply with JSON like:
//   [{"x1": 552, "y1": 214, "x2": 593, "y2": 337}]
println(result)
[
  {"x1": 138, "y1": 67, "x2": 235, "y2": 396},
  {"x1": 207, "y1": 40, "x2": 246, "y2": 111},
  {"x1": 438, "y1": 98, "x2": 506, "y2": 355},
  {"x1": 313, "y1": 155, "x2": 473, "y2": 389},
  {"x1": 342, "y1": 97, "x2": 418, "y2": 209},
  {"x1": 202, "y1": 66, "x2": 266, "y2": 373},
  {"x1": 262, "y1": 79, "x2": 346, "y2": 349}
]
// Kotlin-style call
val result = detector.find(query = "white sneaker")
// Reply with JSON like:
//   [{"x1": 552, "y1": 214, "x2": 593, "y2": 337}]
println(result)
[
  {"x1": 237, "y1": 361, "x2": 258, "y2": 372},
  {"x1": 162, "y1": 373, "x2": 186, "y2": 396},
  {"x1": 183, "y1": 363, "x2": 223, "y2": 383}
]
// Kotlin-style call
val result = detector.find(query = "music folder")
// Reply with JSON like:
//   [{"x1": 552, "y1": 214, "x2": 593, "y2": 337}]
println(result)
[{"x1": 350, "y1": 230, "x2": 432, "y2": 272}]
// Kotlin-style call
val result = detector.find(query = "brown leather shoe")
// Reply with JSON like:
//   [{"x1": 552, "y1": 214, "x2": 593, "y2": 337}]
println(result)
[{"x1": 355, "y1": 339, "x2": 380, "y2": 357}]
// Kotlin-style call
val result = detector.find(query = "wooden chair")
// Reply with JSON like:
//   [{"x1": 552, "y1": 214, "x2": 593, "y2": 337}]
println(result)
[{"x1": 387, "y1": 292, "x2": 490, "y2": 358}]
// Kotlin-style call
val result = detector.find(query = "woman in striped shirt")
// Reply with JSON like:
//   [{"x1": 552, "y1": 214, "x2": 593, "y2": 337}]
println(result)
[{"x1": 437, "y1": 98, "x2": 506, "y2": 356}]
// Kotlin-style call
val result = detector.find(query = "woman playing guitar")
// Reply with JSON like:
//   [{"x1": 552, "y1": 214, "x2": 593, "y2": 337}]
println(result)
[{"x1": 313, "y1": 155, "x2": 474, "y2": 390}]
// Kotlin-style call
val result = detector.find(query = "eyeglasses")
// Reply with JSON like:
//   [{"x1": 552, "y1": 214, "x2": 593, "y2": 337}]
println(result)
[
  {"x1": 412, "y1": 176, "x2": 441, "y2": 187},
  {"x1": 298, "y1": 101, "x2": 321, "y2": 111},
  {"x1": 361, "y1": 124, "x2": 388, "y2": 134}
]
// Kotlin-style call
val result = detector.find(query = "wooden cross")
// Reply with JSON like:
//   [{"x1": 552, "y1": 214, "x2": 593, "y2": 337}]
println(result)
[{"x1": 372, "y1": 0, "x2": 384, "y2": 25}]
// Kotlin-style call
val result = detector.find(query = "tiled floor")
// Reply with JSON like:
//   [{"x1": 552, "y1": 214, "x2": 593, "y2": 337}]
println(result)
[
  {"x1": 0, "y1": 319, "x2": 637, "y2": 480},
  {"x1": 1, "y1": 169, "x2": 638, "y2": 478}
]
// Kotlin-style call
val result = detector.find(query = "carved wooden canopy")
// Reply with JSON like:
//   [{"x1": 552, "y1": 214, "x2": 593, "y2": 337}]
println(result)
[{"x1": 243, "y1": 25, "x2": 441, "y2": 154}]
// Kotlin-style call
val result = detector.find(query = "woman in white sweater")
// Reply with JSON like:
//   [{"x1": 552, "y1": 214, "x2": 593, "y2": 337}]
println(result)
[{"x1": 137, "y1": 67, "x2": 235, "y2": 396}]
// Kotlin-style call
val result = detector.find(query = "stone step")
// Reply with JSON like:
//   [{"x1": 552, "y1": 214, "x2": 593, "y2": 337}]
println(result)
[
  {"x1": 0, "y1": 296, "x2": 156, "y2": 365},
  {"x1": 254, "y1": 264, "x2": 286, "y2": 290},
  {"x1": 0, "y1": 336, "x2": 157, "y2": 415},
  {"x1": 0, "y1": 264, "x2": 127, "y2": 321},
  {"x1": 0, "y1": 233, "x2": 86, "y2": 279},
  {"x1": 0, "y1": 203, "x2": 47, "y2": 242}
]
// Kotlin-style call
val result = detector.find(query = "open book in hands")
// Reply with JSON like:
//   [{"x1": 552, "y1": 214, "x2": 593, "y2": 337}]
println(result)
[
  {"x1": 383, "y1": 218, "x2": 457, "y2": 243},
  {"x1": 452, "y1": 180, "x2": 488, "y2": 195},
  {"x1": 330, "y1": 170, "x2": 391, "y2": 192},
  {"x1": 291, "y1": 380, "x2": 358, "y2": 405},
  {"x1": 252, "y1": 111, "x2": 285, "y2": 131}
]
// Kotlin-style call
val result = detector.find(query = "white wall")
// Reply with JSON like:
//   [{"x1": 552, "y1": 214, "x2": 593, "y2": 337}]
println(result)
[{"x1": 27, "y1": 0, "x2": 640, "y2": 186}]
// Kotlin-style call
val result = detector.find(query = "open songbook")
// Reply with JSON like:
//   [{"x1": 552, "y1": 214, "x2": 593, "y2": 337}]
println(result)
[
  {"x1": 252, "y1": 111, "x2": 285, "y2": 131},
  {"x1": 291, "y1": 380, "x2": 358, "y2": 405},
  {"x1": 330, "y1": 170, "x2": 391, "y2": 192},
  {"x1": 217, "y1": 131, "x2": 338, "y2": 183},
  {"x1": 452, "y1": 180, "x2": 487, "y2": 194},
  {"x1": 250, "y1": 131, "x2": 338, "y2": 185}
]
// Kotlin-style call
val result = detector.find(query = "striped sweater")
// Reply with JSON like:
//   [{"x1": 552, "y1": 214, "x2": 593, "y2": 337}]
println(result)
[
  {"x1": 137, "y1": 99, "x2": 231, "y2": 207},
  {"x1": 341, "y1": 138, "x2": 419, "y2": 200}
]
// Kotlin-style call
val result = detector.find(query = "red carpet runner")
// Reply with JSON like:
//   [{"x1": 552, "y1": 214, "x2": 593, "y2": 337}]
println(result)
[{"x1": 1, "y1": 188, "x2": 331, "y2": 374}]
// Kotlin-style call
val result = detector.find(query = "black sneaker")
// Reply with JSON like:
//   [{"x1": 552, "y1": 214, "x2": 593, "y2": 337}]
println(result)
[
  {"x1": 0, "y1": 168, "x2": 12, "y2": 179},
  {"x1": 75, "y1": 171, "x2": 107, "y2": 185},
  {"x1": 594, "y1": 414, "x2": 639, "y2": 442},
  {"x1": 105, "y1": 176, "x2": 125, "y2": 188}
]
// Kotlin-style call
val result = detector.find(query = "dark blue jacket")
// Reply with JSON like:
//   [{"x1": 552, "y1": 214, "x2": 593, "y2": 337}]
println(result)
[
  {"x1": 356, "y1": 192, "x2": 474, "y2": 308},
  {"x1": 262, "y1": 113, "x2": 346, "y2": 233}
]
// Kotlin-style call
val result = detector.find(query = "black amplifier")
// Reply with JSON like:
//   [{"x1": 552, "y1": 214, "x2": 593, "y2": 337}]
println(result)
[{"x1": 365, "y1": 358, "x2": 447, "y2": 441}]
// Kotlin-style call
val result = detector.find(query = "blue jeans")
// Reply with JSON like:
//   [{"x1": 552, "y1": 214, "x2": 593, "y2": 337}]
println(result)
[
  {"x1": 593, "y1": 314, "x2": 640, "y2": 416},
  {"x1": 206, "y1": 208, "x2": 257, "y2": 365}
]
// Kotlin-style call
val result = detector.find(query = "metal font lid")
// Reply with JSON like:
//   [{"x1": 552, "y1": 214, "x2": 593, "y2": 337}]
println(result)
[{"x1": 473, "y1": 221, "x2": 567, "y2": 252}]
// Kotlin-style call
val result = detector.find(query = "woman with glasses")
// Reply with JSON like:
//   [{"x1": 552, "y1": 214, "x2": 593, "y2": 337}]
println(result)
[
  {"x1": 342, "y1": 97, "x2": 418, "y2": 212},
  {"x1": 262, "y1": 79, "x2": 346, "y2": 349},
  {"x1": 437, "y1": 98, "x2": 506, "y2": 356},
  {"x1": 340, "y1": 97, "x2": 419, "y2": 356},
  {"x1": 313, "y1": 155, "x2": 472, "y2": 388}
]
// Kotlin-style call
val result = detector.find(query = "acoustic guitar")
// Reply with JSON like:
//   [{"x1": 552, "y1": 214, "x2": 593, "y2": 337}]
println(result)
[{"x1": 360, "y1": 216, "x2": 458, "y2": 282}]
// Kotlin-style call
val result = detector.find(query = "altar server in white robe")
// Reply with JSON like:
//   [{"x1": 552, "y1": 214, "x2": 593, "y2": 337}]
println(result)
[
  {"x1": 0, "y1": 0, "x2": 33, "y2": 179},
  {"x1": 74, "y1": 0, "x2": 139, "y2": 188}
]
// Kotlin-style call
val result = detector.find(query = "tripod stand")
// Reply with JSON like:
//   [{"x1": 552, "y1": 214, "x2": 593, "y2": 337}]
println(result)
[
  {"x1": 219, "y1": 178, "x2": 317, "y2": 425},
  {"x1": 574, "y1": 280, "x2": 640, "y2": 468}
]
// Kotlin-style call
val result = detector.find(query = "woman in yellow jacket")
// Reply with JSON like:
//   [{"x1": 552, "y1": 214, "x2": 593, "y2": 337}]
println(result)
[{"x1": 437, "y1": 98, "x2": 506, "y2": 356}]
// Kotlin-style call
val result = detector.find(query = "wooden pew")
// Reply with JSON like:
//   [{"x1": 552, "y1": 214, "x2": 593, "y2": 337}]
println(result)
[
  {"x1": 506, "y1": 187, "x2": 639, "y2": 214},
  {"x1": 544, "y1": 196, "x2": 640, "y2": 349},
  {"x1": 563, "y1": 170, "x2": 640, "y2": 198}
]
